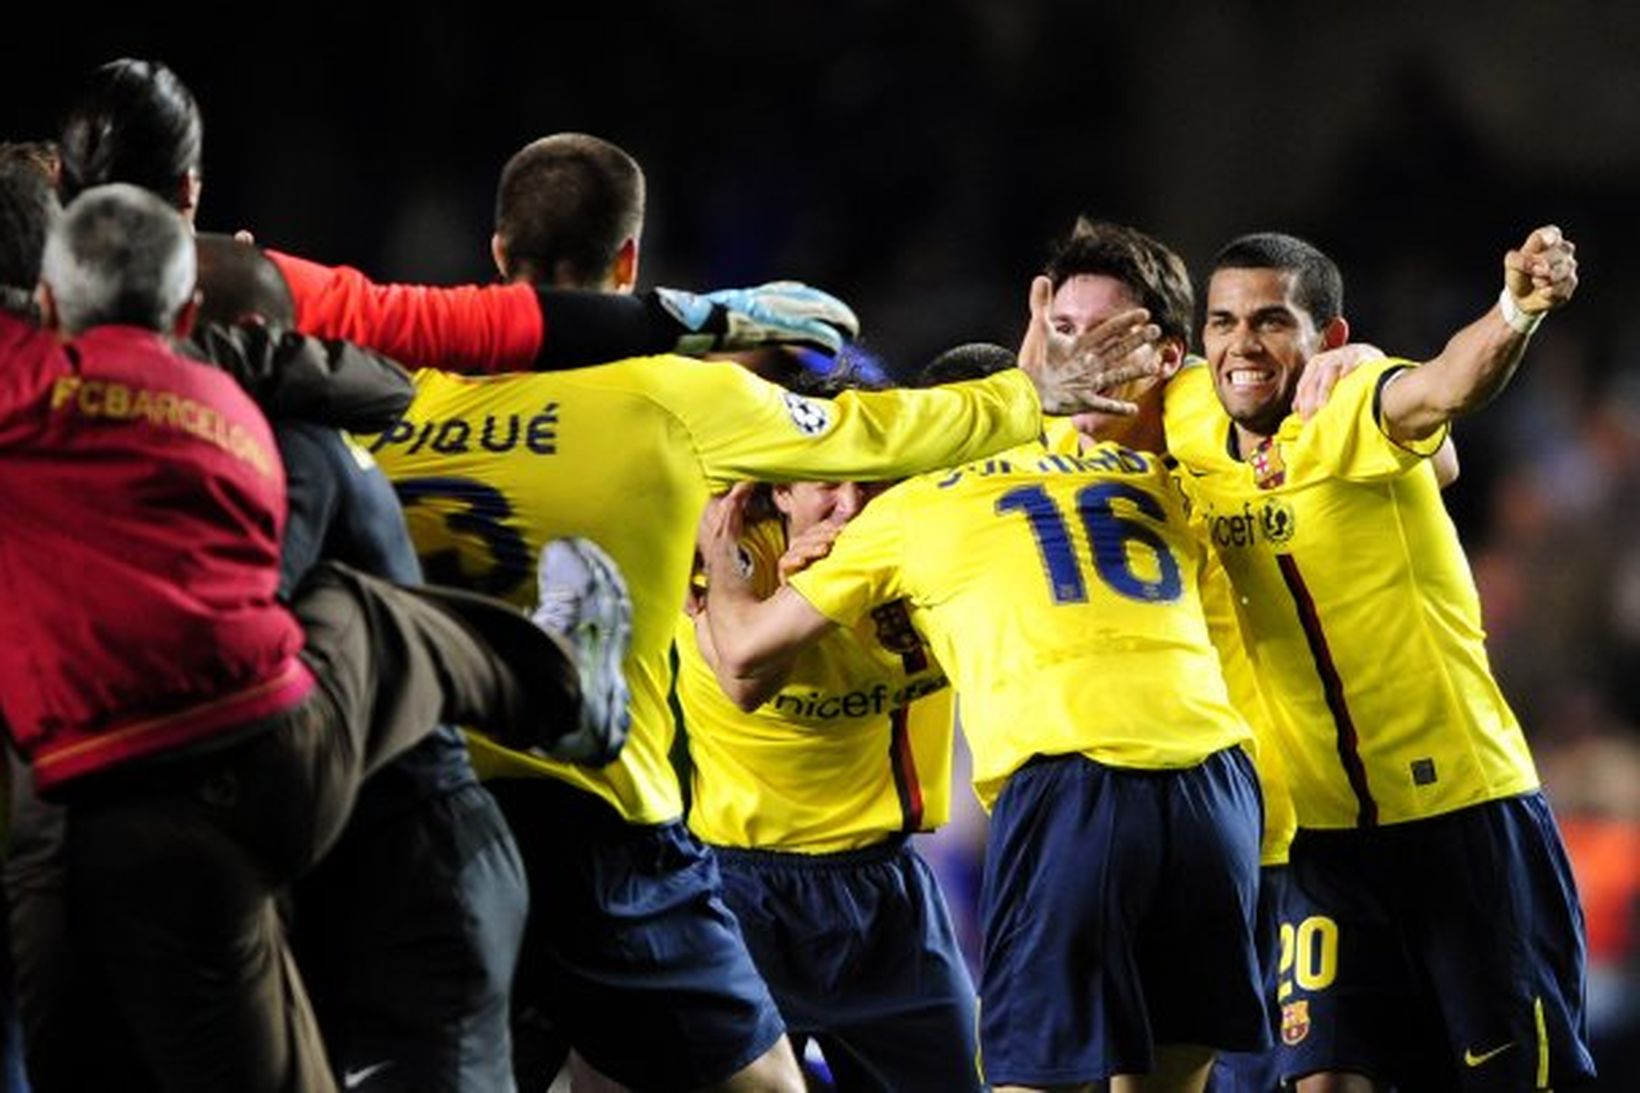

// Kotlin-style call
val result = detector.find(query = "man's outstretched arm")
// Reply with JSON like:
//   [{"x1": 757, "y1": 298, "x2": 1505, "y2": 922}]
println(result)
[
  {"x1": 264, "y1": 249, "x2": 858, "y2": 374},
  {"x1": 1380, "y1": 225, "x2": 1578, "y2": 443}
]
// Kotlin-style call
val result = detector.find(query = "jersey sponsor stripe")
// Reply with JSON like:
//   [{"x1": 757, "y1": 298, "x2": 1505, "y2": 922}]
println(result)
[
  {"x1": 1274, "y1": 553, "x2": 1378, "y2": 827},
  {"x1": 888, "y1": 705, "x2": 925, "y2": 832}
]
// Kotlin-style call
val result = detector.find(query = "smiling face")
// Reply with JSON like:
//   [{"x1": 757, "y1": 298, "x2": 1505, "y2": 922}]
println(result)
[
  {"x1": 1051, "y1": 272, "x2": 1174, "y2": 446},
  {"x1": 1203, "y1": 266, "x2": 1330, "y2": 440}
]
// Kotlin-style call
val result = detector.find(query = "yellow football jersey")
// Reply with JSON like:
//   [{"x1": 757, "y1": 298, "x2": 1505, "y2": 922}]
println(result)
[
  {"x1": 678, "y1": 517, "x2": 953, "y2": 852},
  {"x1": 788, "y1": 439, "x2": 1251, "y2": 811},
  {"x1": 1161, "y1": 366, "x2": 1298, "y2": 864},
  {"x1": 1046, "y1": 405, "x2": 1295, "y2": 863},
  {"x1": 368, "y1": 356, "x2": 1043, "y2": 824},
  {"x1": 1167, "y1": 359, "x2": 1539, "y2": 829},
  {"x1": 1200, "y1": 548, "x2": 1297, "y2": 865}
]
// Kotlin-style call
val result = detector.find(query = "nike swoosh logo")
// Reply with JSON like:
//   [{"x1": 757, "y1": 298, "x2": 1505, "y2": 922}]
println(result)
[
  {"x1": 1463, "y1": 1041, "x2": 1515, "y2": 1067},
  {"x1": 342, "y1": 1061, "x2": 394, "y2": 1088}
]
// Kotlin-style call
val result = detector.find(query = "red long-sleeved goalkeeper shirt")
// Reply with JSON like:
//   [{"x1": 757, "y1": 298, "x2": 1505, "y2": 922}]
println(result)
[
  {"x1": 0, "y1": 313, "x2": 313, "y2": 790},
  {"x1": 269, "y1": 250, "x2": 542, "y2": 372}
]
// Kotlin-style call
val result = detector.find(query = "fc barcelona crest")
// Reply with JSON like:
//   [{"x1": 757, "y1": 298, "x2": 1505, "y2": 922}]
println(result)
[
  {"x1": 1251, "y1": 438, "x2": 1287, "y2": 490},
  {"x1": 1281, "y1": 1000, "x2": 1311, "y2": 1045}
]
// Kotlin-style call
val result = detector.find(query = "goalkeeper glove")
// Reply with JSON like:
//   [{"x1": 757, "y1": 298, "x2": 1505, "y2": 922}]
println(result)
[{"x1": 652, "y1": 281, "x2": 860, "y2": 356}]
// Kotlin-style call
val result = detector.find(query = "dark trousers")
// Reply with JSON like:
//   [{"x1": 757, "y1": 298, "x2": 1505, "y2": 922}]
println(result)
[
  {"x1": 8, "y1": 562, "x2": 547, "y2": 1093},
  {"x1": 292, "y1": 782, "x2": 528, "y2": 1093}
]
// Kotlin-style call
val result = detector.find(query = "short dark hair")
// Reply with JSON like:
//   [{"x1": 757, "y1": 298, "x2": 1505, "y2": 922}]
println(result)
[
  {"x1": 494, "y1": 133, "x2": 645, "y2": 288},
  {"x1": 59, "y1": 58, "x2": 202, "y2": 203},
  {"x1": 1044, "y1": 217, "x2": 1194, "y2": 344},
  {"x1": 916, "y1": 342, "x2": 1016, "y2": 387},
  {"x1": 1211, "y1": 232, "x2": 1343, "y2": 324},
  {"x1": 0, "y1": 148, "x2": 62, "y2": 316},
  {"x1": 194, "y1": 234, "x2": 296, "y2": 327}
]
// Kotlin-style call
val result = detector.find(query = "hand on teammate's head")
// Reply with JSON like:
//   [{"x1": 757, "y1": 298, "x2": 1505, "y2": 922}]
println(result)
[
  {"x1": 1019, "y1": 275, "x2": 1162, "y2": 417},
  {"x1": 777, "y1": 521, "x2": 844, "y2": 584}
]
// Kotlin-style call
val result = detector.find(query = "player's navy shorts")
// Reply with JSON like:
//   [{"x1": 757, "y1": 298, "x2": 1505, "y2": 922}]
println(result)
[
  {"x1": 713, "y1": 835, "x2": 982, "y2": 1092},
  {"x1": 979, "y1": 747, "x2": 1266, "y2": 1087},
  {"x1": 486, "y1": 777, "x2": 786, "y2": 1090},
  {"x1": 1278, "y1": 791, "x2": 1596, "y2": 1091},
  {"x1": 1207, "y1": 864, "x2": 1290, "y2": 1093}
]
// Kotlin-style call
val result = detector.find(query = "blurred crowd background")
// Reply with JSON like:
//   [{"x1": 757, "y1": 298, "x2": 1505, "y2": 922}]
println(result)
[{"x1": 6, "y1": 2, "x2": 1637, "y2": 1085}]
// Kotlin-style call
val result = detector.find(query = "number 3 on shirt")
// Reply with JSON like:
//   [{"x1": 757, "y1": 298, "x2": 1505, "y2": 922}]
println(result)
[
  {"x1": 394, "y1": 476, "x2": 532, "y2": 598},
  {"x1": 996, "y1": 482, "x2": 1182, "y2": 603}
]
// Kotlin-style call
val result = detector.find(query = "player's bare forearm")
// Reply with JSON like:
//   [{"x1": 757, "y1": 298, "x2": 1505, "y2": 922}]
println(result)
[
  {"x1": 693, "y1": 608, "x2": 791, "y2": 712},
  {"x1": 1381, "y1": 312, "x2": 1530, "y2": 442},
  {"x1": 703, "y1": 576, "x2": 829, "y2": 691},
  {"x1": 1381, "y1": 225, "x2": 1577, "y2": 443}
]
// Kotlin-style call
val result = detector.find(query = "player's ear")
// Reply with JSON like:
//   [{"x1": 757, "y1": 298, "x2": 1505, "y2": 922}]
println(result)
[
  {"x1": 172, "y1": 290, "x2": 202, "y2": 340},
  {"x1": 1159, "y1": 338, "x2": 1187, "y2": 380},
  {"x1": 177, "y1": 169, "x2": 203, "y2": 227},
  {"x1": 35, "y1": 282, "x2": 60, "y2": 333},
  {"x1": 490, "y1": 233, "x2": 511, "y2": 280},
  {"x1": 611, "y1": 237, "x2": 640, "y2": 295},
  {"x1": 1321, "y1": 316, "x2": 1349, "y2": 351}
]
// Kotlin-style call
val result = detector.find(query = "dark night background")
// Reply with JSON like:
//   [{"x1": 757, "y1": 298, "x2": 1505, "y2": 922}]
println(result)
[{"x1": 5, "y1": 2, "x2": 1639, "y2": 1083}]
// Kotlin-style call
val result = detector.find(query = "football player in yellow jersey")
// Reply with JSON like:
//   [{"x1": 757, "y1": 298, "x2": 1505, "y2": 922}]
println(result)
[
  {"x1": 289, "y1": 133, "x2": 1165, "y2": 1093},
  {"x1": 1170, "y1": 228, "x2": 1594, "y2": 1092},
  {"x1": 677, "y1": 363, "x2": 982, "y2": 1091},
  {"x1": 699, "y1": 258, "x2": 1269, "y2": 1093},
  {"x1": 1041, "y1": 219, "x2": 1301, "y2": 1093}
]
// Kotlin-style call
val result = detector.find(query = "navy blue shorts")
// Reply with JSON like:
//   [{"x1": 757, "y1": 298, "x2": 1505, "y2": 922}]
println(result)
[
  {"x1": 487, "y1": 777, "x2": 786, "y2": 1090},
  {"x1": 1278, "y1": 792, "x2": 1596, "y2": 1091},
  {"x1": 1208, "y1": 865, "x2": 1289, "y2": 1093},
  {"x1": 978, "y1": 748, "x2": 1266, "y2": 1087},
  {"x1": 714, "y1": 836, "x2": 982, "y2": 1092}
]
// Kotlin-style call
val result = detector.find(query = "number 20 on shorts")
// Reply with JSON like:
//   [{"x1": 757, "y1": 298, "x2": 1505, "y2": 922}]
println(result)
[{"x1": 1278, "y1": 914, "x2": 1339, "y2": 1000}]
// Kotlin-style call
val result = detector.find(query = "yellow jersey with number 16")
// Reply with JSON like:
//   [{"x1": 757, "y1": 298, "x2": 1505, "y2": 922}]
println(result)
[{"x1": 789, "y1": 439, "x2": 1250, "y2": 811}]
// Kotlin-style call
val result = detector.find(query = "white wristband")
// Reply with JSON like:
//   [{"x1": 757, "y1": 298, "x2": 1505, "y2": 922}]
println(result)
[{"x1": 1499, "y1": 288, "x2": 1544, "y2": 336}]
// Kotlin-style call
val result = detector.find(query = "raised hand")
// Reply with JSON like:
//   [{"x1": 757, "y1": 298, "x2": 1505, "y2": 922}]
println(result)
[
  {"x1": 696, "y1": 482, "x2": 758, "y2": 592},
  {"x1": 1504, "y1": 225, "x2": 1578, "y2": 316},
  {"x1": 777, "y1": 519, "x2": 845, "y2": 584},
  {"x1": 1017, "y1": 275, "x2": 1161, "y2": 415}
]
